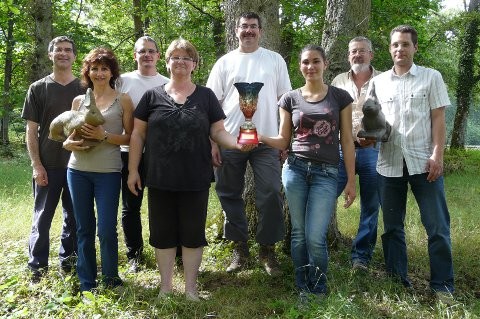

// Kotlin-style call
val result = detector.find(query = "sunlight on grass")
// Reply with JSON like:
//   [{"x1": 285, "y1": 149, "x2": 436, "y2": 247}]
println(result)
[{"x1": 1, "y1": 148, "x2": 479, "y2": 318}]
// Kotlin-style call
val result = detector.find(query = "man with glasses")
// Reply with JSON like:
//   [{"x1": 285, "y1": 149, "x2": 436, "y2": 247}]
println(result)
[
  {"x1": 22, "y1": 36, "x2": 85, "y2": 282},
  {"x1": 119, "y1": 36, "x2": 169, "y2": 272},
  {"x1": 331, "y1": 36, "x2": 382, "y2": 271},
  {"x1": 207, "y1": 12, "x2": 291, "y2": 276}
]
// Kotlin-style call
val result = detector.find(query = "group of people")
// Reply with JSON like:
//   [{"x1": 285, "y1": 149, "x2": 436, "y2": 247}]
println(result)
[{"x1": 22, "y1": 10, "x2": 454, "y2": 304}]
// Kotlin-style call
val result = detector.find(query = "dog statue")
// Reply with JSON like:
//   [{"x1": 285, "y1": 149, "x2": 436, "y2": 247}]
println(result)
[
  {"x1": 357, "y1": 84, "x2": 391, "y2": 142},
  {"x1": 49, "y1": 88, "x2": 105, "y2": 147}
]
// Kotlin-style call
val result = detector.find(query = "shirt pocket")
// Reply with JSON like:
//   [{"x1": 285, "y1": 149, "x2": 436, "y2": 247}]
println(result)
[{"x1": 407, "y1": 89, "x2": 428, "y2": 112}]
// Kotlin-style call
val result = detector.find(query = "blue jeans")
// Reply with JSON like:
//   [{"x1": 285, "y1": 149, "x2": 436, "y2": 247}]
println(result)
[
  {"x1": 378, "y1": 169, "x2": 454, "y2": 293},
  {"x1": 67, "y1": 168, "x2": 121, "y2": 291},
  {"x1": 215, "y1": 144, "x2": 284, "y2": 244},
  {"x1": 282, "y1": 155, "x2": 338, "y2": 294},
  {"x1": 28, "y1": 168, "x2": 77, "y2": 271},
  {"x1": 337, "y1": 146, "x2": 380, "y2": 264}
]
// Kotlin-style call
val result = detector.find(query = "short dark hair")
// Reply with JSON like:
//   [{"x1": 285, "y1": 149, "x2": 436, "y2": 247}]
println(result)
[
  {"x1": 48, "y1": 36, "x2": 77, "y2": 55},
  {"x1": 299, "y1": 44, "x2": 327, "y2": 62},
  {"x1": 81, "y1": 47, "x2": 120, "y2": 89},
  {"x1": 390, "y1": 25, "x2": 418, "y2": 46},
  {"x1": 237, "y1": 12, "x2": 262, "y2": 29},
  {"x1": 134, "y1": 36, "x2": 159, "y2": 53}
]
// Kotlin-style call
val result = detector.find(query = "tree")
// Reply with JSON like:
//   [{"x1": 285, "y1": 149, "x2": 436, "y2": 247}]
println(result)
[
  {"x1": 321, "y1": 0, "x2": 370, "y2": 246},
  {"x1": 28, "y1": 0, "x2": 53, "y2": 82},
  {"x1": 222, "y1": 0, "x2": 283, "y2": 241},
  {"x1": 321, "y1": 0, "x2": 371, "y2": 83},
  {"x1": 450, "y1": 0, "x2": 480, "y2": 149},
  {"x1": 1, "y1": 2, "x2": 17, "y2": 145}
]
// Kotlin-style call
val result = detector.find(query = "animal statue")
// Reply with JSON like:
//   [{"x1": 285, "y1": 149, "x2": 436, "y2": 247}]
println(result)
[
  {"x1": 49, "y1": 88, "x2": 105, "y2": 147},
  {"x1": 357, "y1": 84, "x2": 391, "y2": 142}
]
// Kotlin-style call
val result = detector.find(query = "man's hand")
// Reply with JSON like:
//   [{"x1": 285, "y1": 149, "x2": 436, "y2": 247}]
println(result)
[
  {"x1": 32, "y1": 164, "x2": 48, "y2": 186},
  {"x1": 211, "y1": 142, "x2": 222, "y2": 167},
  {"x1": 426, "y1": 156, "x2": 443, "y2": 182},
  {"x1": 127, "y1": 170, "x2": 142, "y2": 196}
]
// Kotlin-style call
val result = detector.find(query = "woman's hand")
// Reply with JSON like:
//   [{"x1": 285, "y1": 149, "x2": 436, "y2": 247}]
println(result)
[
  {"x1": 80, "y1": 123, "x2": 104, "y2": 141},
  {"x1": 62, "y1": 130, "x2": 90, "y2": 151},
  {"x1": 236, "y1": 143, "x2": 257, "y2": 152}
]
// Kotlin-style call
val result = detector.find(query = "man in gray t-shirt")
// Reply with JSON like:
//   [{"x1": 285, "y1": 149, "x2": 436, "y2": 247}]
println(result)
[{"x1": 21, "y1": 36, "x2": 85, "y2": 282}]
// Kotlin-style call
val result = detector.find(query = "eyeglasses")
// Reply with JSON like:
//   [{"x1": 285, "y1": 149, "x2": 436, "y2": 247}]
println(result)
[
  {"x1": 169, "y1": 56, "x2": 194, "y2": 62},
  {"x1": 349, "y1": 49, "x2": 370, "y2": 56},
  {"x1": 238, "y1": 24, "x2": 259, "y2": 30},
  {"x1": 136, "y1": 49, "x2": 158, "y2": 55}
]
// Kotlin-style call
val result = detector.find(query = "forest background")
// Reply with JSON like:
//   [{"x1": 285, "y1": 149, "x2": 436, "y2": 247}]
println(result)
[
  {"x1": 1, "y1": 0, "x2": 480, "y2": 318},
  {"x1": 1, "y1": 0, "x2": 480, "y2": 150}
]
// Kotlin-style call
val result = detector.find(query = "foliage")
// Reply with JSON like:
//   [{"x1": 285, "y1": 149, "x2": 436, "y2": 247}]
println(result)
[{"x1": 1, "y1": 146, "x2": 480, "y2": 317}]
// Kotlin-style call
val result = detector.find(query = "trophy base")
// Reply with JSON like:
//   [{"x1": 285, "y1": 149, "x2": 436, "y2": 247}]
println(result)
[{"x1": 238, "y1": 129, "x2": 258, "y2": 145}]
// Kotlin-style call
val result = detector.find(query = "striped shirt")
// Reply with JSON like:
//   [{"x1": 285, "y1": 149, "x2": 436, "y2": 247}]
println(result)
[{"x1": 371, "y1": 64, "x2": 450, "y2": 177}]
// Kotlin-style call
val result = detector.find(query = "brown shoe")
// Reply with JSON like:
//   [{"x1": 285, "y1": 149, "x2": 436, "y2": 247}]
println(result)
[
  {"x1": 259, "y1": 245, "x2": 282, "y2": 276},
  {"x1": 226, "y1": 241, "x2": 249, "y2": 273}
]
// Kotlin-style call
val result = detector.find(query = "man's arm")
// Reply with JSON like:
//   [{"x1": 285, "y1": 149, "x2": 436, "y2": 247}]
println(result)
[
  {"x1": 26, "y1": 120, "x2": 48, "y2": 186},
  {"x1": 427, "y1": 107, "x2": 446, "y2": 182}
]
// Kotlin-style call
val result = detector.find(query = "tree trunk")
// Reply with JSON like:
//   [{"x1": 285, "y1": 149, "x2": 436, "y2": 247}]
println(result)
[
  {"x1": 223, "y1": 0, "x2": 280, "y2": 52},
  {"x1": 28, "y1": 0, "x2": 53, "y2": 83},
  {"x1": 1, "y1": 8, "x2": 15, "y2": 145},
  {"x1": 450, "y1": 0, "x2": 480, "y2": 149},
  {"x1": 132, "y1": 0, "x2": 143, "y2": 37},
  {"x1": 321, "y1": 0, "x2": 370, "y2": 247},
  {"x1": 222, "y1": 0, "x2": 288, "y2": 246},
  {"x1": 321, "y1": 0, "x2": 371, "y2": 83}
]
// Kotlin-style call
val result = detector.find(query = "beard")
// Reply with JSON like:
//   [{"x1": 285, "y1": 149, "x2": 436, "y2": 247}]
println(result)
[{"x1": 351, "y1": 63, "x2": 370, "y2": 74}]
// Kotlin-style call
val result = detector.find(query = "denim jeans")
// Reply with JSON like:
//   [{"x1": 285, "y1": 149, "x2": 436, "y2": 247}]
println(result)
[
  {"x1": 215, "y1": 144, "x2": 284, "y2": 245},
  {"x1": 28, "y1": 168, "x2": 77, "y2": 271},
  {"x1": 337, "y1": 146, "x2": 380, "y2": 264},
  {"x1": 67, "y1": 168, "x2": 121, "y2": 291},
  {"x1": 378, "y1": 169, "x2": 454, "y2": 293},
  {"x1": 121, "y1": 151, "x2": 144, "y2": 260},
  {"x1": 282, "y1": 155, "x2": 338, "y2": 294}
]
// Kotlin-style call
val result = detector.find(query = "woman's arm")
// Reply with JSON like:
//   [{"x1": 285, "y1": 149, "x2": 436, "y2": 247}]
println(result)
[
  {"x1": 339, "y1": 103, "x2": 356, "y2": 208},
  {"x1": 210, "y1": 120, "x2": 255, "y2": 152},
  {"x1": 258, "y1": 107, "x2": 292, "y2": 150}
]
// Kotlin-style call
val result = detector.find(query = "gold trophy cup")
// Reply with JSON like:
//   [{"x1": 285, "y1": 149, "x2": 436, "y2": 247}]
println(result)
[{"x1": 234, "y1": 82, "x2": 264, "y2": 145}]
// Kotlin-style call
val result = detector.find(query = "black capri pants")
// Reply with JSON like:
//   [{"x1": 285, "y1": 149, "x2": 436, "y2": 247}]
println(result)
[{"x1": 148, "y1": 187, "x2": 209, "y2": 249}]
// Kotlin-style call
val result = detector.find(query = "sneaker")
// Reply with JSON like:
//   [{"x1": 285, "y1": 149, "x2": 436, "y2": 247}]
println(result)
[
  {"x1": 30, "y1": 269, "x2": 43, "y2": 284},
  {"x1": 259, "y1": 245, "x2": 282, "y2": 276},
  {"x1": 185, "y1": 291, "x2": 200, "y2": 302},
  {"x1": 435, "y1": 291, "x2": 455, "y2": 306},
  {"x1": 226, "y1": 241, "x2": 249, "y2": 273},
  {"x1": 352, "y1": 260, "x2": 368, "y2": 272},
  {"x1": 127, "y1": 258, "x2": 140, "y2": 273}
]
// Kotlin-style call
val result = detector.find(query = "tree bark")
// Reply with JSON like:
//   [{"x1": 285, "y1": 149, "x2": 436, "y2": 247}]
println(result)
[
  {"x1": 28, "y1": 0, "x2": 53, "y2": 83},
  {"x1": 1, "y1": 8, "x2": 15, "y2": 145},
  {"x1": 321, "y1": 0, "x2": 370, "y2": 83},
  {"x1": 222, "y1": 0, "x2": 287, "y2": 246},
  {"x1": 321, "y1": 0, "x2": 370, "y2": 247},
  {"x1": 450, "y1": 0, "x2": 480, "y2": 149}
]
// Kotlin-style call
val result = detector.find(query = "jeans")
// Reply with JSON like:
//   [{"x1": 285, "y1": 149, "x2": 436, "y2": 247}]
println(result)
[
  {"x1": 283, "y1": 155, "x2": 338, "y2": 294},
  {"x1": 67, "y1": 168, "x2": 121, "y2": 291},
  {"x1": 121, "y1": 151, "x2": 144, "y2": 260},
  {"x1": 378, "y1": 168, "x2": 454, "y2": 293},
  {"x1": 215, "y1": 144, "x2": 284, "y2": 245},
  {"x1": 337, "y1": 146, "x2": 380, "y2": 264},
  {"x1": 28, "y1": 168, "x2": 77, "y2": 271}
]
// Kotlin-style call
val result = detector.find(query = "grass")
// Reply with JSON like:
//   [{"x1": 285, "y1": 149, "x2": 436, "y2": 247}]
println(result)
[{"x1": 1, "y1": 144, "x2": 479, "y2": 318}]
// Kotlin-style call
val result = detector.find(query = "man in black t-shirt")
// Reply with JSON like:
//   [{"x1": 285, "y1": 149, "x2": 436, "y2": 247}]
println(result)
[{"x1": 21, "y1": 36, "x2": 85, "y2": 282}]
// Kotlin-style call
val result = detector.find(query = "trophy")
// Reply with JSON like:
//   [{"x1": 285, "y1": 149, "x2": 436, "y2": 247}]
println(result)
[{"x1": 234, "y1": 82, "x2": 264, "y2": 145}]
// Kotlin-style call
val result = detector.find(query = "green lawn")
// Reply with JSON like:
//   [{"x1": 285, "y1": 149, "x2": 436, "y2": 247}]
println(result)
[{"x1": 1, "y1": 145, "x2": 479, "y2": 318}]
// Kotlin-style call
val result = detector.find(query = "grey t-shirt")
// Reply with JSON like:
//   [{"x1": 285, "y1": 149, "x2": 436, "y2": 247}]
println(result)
[
  {"x1": 279, "y1": 86, "x2": 353, "y2": 165},
  {"x1": 21, "y1": 76, "x2": 85, "y2": 169}
]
